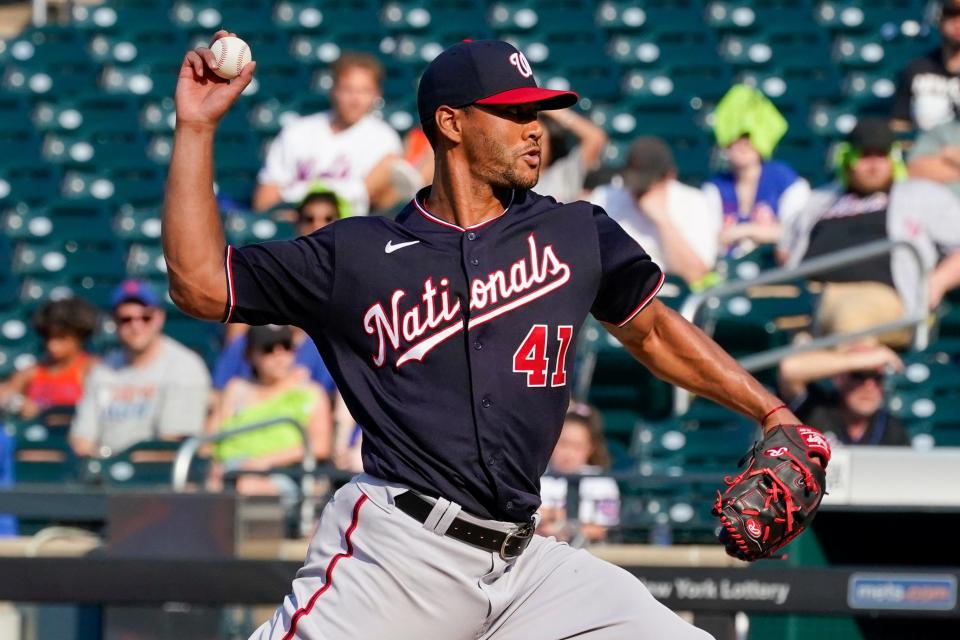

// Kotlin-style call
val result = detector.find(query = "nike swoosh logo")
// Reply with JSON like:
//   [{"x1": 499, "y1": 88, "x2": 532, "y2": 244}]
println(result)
[{"x1": 385, "y1": 240, "x2": 421, "y2": 254}]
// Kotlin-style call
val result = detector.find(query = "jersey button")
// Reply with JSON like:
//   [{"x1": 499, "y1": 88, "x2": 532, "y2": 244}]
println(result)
[
  {"x1": 470, "y1": 258, "x2": 480, "y2": 266},
  {"x1": 481, "y1": 397, "x2": 492, "y2": 408},
  {"x1": 487, "y1": 456, "x2": 497, "y2": 466},
  {"x1": 506, "y1": 500, "x2": 514, "y2": 510},
  {"x1": 473, "y1": 340, "x2": 482, "y2": 350},
  {"x1": 467, "y1": 232, "x2": 477, "y2": 241}
]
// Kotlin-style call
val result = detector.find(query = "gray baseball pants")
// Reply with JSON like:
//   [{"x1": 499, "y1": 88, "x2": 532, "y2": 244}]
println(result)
[{"x1": 250, "y1": 474, "x2": 714, "y2": 640}]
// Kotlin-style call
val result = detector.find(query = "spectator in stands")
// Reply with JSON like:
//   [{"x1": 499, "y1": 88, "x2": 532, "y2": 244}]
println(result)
[
  {"x1": 207, "y1": 325, "x2": 332, "y2": 495},
  {"x1": 892, "y1": 0, "x2": 960, "y2": 131},
  {"x1": 538, "y1": 404, "x2": 620, "y2": 544},
  {"x1": 590, "y1": 137, "x2": 718, "y2": 286},
  {"x1": 779, "y1": 342, "x2": 909, "y2": 446},
  {"x1": 0, "y1": 298, "x2": 98, "y2": 419},
  {"x1": 253, "y1": 52, "x2": 417, "y2": 216},
  {"x1": 703, "y1": 85, "x2": 810, "y2": 256},
  {"x1": 779, "y1": 118, "x2": 960, "y2": 340},
  {"x1": 906, "y1": 119, "x2": 960, "y2": 198},
  {"x1": 213, "y1": 191, "x2": 339, "y2": 395},
  {"x1": 69, "y1": 281, "x2": 210, "y2": 457},
  {"x1": 536, "y1": 108, "x2": 608, "y2": 203}
]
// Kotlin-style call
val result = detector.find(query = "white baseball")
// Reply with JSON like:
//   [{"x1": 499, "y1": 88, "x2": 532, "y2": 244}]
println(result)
[{"x1": 209, "y1": 36, "x2": 252, "y2": 80}]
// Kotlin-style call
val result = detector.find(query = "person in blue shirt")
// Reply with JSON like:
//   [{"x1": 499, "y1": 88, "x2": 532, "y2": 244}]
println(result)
[{"x1": 702, "y1": 85, "x2": 811, "y2": 257}]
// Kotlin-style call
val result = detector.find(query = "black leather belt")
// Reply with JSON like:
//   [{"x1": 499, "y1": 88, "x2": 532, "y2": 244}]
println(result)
[{"x1": 394, "y1": 491, "x2": 534, "y2": 560}]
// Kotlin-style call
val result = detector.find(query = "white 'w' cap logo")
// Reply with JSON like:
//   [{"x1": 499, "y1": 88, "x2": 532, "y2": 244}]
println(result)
[{"x1": 509, "y1": 51, "x2": 533, "y2": 78}]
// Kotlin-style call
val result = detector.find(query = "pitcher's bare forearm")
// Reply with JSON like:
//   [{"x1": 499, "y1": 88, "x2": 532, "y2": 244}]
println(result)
[
  {"x1": 162, "y1": 124, "x2": 228, "y2": 319},
  {"x1": 606, "y1": 300, "x2": 795, "y2": 430}
]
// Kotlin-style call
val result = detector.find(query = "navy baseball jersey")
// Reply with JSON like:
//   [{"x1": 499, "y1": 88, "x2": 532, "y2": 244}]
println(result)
[{"x1": 224, "y1": 189, "x2": 663, "y2": 521}]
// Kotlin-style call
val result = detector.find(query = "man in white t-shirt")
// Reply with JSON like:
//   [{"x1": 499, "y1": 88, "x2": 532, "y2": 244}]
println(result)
[
  {"x1": 253, "y1": 53, "x2": 409, "y2": 216},
  {"x1": 590, "y1": 137, "x2": 720, "y2": 286}
]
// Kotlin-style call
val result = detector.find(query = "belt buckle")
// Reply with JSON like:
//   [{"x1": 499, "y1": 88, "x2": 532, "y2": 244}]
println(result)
[{"x1": 499, "y1": 522, "x2": 534, "y2": 561}]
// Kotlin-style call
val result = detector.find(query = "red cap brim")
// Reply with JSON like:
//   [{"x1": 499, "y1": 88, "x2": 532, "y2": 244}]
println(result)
[{"x1": 475, "y1": 87, "x2": 579, "y2": 110}]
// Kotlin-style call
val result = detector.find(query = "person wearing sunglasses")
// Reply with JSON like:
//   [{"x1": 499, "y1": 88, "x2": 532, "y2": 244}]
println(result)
[
  {"x1": 207, "y1": 324, "x2": 333, "y2": 495},
  {"x1": 69, "y1": 280, "x2": 211, "y2": 458},
  {"x1": 779, "y1": 341, "x2": 910, "y2": 447}
]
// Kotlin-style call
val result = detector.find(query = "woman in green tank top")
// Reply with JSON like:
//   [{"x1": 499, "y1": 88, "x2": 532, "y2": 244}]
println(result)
[{"x1": 206, "y1": 325, "x2": 333, "y2": 494}]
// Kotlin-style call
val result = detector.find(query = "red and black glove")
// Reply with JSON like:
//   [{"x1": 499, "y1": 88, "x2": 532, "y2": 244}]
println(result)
[{"x1": 713, "y1": 424, "x2": 831, "y2": 561}]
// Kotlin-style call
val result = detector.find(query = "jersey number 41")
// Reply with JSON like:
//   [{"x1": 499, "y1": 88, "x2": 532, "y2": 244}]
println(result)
[{"x1": 512, "y1": 324, "x2": 573, "y2": 388}]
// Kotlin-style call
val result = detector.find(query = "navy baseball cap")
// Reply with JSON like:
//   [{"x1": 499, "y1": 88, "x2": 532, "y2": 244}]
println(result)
[
  {"x1": 417, "y1": 40, "x2": 579, "y2": 128},
  {"x1": 111, "y1": 279, "x2": 160, "y2": 309}
]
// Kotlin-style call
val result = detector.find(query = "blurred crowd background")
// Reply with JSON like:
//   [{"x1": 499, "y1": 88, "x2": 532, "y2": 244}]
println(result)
[{"x1": 1, "y1": 0, "x2": 960, "y2": 549}]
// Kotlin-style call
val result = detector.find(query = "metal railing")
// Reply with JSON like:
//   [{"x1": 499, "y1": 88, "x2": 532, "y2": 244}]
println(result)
[
  {"x1": 171, "y1": 417, "x2": 317, "y2": 533},
  {"x1": 673, "y1": 239, "x2": 931, "y2": 413}
]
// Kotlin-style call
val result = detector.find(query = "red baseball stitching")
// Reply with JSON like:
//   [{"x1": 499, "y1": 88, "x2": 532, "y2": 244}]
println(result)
[
  {"x1": 236, "y1": 43, "x2": 248, "y2": 77},
  {"x1": 215, "y1": 39, "x2": 228, "y2": 72}
]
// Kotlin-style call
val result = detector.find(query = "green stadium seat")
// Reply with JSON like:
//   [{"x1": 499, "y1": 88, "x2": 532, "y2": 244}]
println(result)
[
  {"x1": 832, "y1": 32, "x2": 934, "y2": 72},
  {"x1": 3, "y1": 200, "x2": 112, "y2": 244},
  {"x1": 0, "y1": 27, "x2": 86, "y2": 66},
  {"x1": 114, "y1": 205, "x2": 163, "y2": 244},
  {"x1": 70, "y1": 2, "x2": 173, "y2": 32},
  {"x1": 98, "y1": 440, "x2": 183, "y2": 487},
  {"x1": 382, "y1": 0, "x2": 488, "y2": 34},
  {"x1": 0, "y1": 93, "x2": 33, "y2": 134},
  {"x1": 816, "y1": 0, "x2": 925, "y2": 33},
  {"x1": 19, "y1": 277, "x2": 117, "y2": 311},
  {"x1": 126, "y1": 243, "x2": 168, "y2": 278},
  {"x1": 164, "y1": 312, "x2": 222, "y2": 364},
  {"x1": 0, "y1": 165, "x2": 60, "y2": 205},
  {"x1": 42, "y1": 128, "x2": 149, "y2": 169},
  {"x1": 0, "y1": 130, "x2": 42, "y2": 168},
  {"x1": 32, "y1": 95, "x2": 141, "y2": 134},
  {"x1": 577, "y1": 317, "x2": 673, "y2": 422},
  {"x1": 634, "y1": 419, "x2": 757, "y2": 475},
  {"x1": 842, "y1": 71, "x2": 899, "y2": 105},
  {"x1": 89, "y1": 29, "x2": 187, "y2": 68},
  {"x1": 102, "y1": 62, "x2": 179, "y2": 97},
  {"x1": 721, "y1": 28, "x2": 831, "y2": 70},
  {"x1": 698, "y1": 285, "x2": 814, "y2": 359},
  {"x1": 0, "y1": 308, "x2": 35, "y2": 349},
  {"x1": 275, "y1": 3, "x2": 383, "y2": 39},
  {"x1": 224, "y1": 211, "x2": 296, "y2": 245},
  {"x1": 13, "y1": 240, "x2": 126, "y2": 285},
  {"x1": 608, "y1": 32, "x2": 718, "y2": 70},
  {"x1": 2, "y1": 60, "x2": 99, "y2": 97},
  {"x1": 140, "y1": 94, "x2": 177, "y2": 133},
  {"x1": 808, "y1": 100, "x2": 859, "y2": 138},
  {"x1": 61, "y1": 166, "x2": 164, "y2": 205},
  {"x1": 596, "y1": 1, "x2": 705, "y2": 35},
  {"x1": 0, "y1": 342, "x2": 39, "y2": 380}
]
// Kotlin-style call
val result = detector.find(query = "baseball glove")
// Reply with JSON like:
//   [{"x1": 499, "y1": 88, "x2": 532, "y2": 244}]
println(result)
[{"x1": 713, "y1": 424, "x2": 831, "y2": 561}]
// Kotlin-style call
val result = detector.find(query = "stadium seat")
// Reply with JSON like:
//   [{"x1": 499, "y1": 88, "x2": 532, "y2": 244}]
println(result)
[
  {"x1": 114, "y1": 205, "x2": 163, "y2": 244},
  {"x1": 102, "y1": 62, "x2": 179, "y2": 97},
  {"x1": 70, "y1": 2, "x2": 173, "y2": 32},
  {"x1": 97, "y1": 440, "x2": 183, "y2": 487},
  {"x1": 223, "y1": 212, "x2": 296, "y2": 245},
  {"x1": 126, "y1": 243, "x2": 168, "y2": 278},
  {"x1": 3, "y1": 200, "x2": 113, "y2": 245},
  {"x1": 42, "y1": 128, "x2": 150, "y2": 169},
  {"x1": 816, "y1": 0, "x2": 926, "y2": 34},
  {"x1": 0, "y1": 165, "x2": 60, "y2": 205},
  {"x1": 576, "y1": 317, "x2": 673, "y2": 423},
  {"x1": 19, "y1": 277, "x2": 117, "y2": 311},
  {"x1": 88, "y1": 29, "x2": 187, "y2": 67}
]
